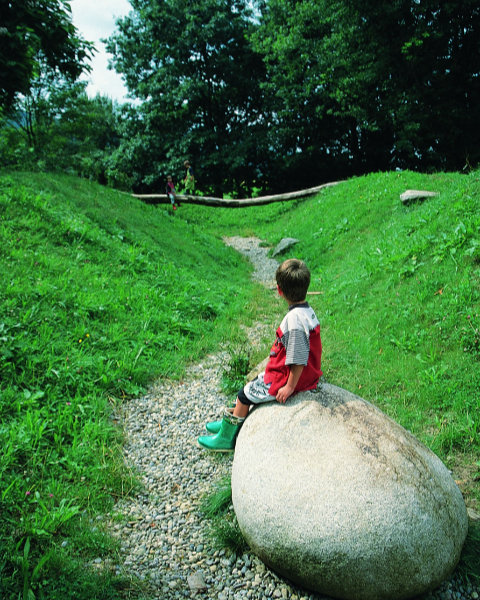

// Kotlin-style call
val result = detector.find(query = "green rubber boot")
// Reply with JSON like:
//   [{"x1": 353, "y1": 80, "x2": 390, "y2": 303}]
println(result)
[
  {"x1": 205, "y1": 419, "x2": 222, "y2": 434},
  {"x1": 198, "y1": 410, "x2": 245, "y2": 452},
  {"x1": 205, "y1": 407, "x2": 233, "y2": 433}
]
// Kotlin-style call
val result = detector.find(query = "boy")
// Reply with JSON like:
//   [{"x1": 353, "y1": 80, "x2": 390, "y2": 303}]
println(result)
[
  {"x1": 165, "y1": 175, "x2": 178, "y2": 210},
  {"x1": 183, "y1": 160, "x2": 195, "y2": 194},
  {"x1": 198, "y1": 258, "x2": 322, "y2": 452}
]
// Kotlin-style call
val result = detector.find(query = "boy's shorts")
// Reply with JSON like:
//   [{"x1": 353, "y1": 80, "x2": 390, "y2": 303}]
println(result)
[{"x1": 238, "y1": 372, "x2": 277, "y2": 406}]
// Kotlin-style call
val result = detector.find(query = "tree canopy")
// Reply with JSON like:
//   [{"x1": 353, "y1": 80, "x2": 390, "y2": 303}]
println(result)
[
  {"x1": 0, "y1": 0, "x2": 93, "y2": 111},
  {"x1": 2, "y1": 0, "x2": 479, "y2": 193},
  {"x1": 254, "y1": 0, "x2": 480, "y2": 177},
  {"x1": 106, "y1": 0, "x2": 267, "y2": 194},
  {"x1": 103, "y1": 0, "x2": 480, "y2": 193}
]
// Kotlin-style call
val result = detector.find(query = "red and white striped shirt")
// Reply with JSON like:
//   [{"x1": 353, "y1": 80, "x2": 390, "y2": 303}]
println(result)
[{"x1": 264, "y1": 302, "x2": 322, "y2": 397}]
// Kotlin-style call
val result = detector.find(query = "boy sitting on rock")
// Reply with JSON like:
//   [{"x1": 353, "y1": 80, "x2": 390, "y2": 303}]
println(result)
[{"x1": 198, "y1": 258, "x2": 322, "y2": 452}]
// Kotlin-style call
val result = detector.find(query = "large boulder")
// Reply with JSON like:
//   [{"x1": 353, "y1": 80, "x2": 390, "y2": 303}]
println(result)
[{"x1": 231, "y1": 383, "x2": 468, "y2": 600}]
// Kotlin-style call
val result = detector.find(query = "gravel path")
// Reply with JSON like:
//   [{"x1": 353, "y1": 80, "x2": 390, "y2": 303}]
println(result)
[{"x1": 107, "y1": 237, "x2": 478, "y2": 600}]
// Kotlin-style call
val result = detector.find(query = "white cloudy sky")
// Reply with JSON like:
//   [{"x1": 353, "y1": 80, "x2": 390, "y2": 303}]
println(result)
[{"x1": 70, "y1": 0, "x2": 132, "y2": 102}]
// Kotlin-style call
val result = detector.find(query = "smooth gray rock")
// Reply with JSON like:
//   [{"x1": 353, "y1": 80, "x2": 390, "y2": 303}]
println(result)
[
  {"x1": 187, "y1": 571, "x2": 207, "y2": 593},
  {"x1": 400, "y1": 189, "x2": 439, "y2": 204},
  {"x1": 272, "y1": 237, "x2": 300, "y2": 257},
  {"x1": 232, "y1": 383, "x2": 468, "y2": 600}
]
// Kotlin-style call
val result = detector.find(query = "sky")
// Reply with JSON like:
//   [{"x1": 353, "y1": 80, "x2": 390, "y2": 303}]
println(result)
[{"x1": 69, "y1": 0, "x2": 132, "y2": 102}]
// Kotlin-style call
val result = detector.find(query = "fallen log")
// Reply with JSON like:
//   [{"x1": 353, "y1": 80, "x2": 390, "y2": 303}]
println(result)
[{"x1": 132, "y1": 181, "x2": 342, "y2": 207}]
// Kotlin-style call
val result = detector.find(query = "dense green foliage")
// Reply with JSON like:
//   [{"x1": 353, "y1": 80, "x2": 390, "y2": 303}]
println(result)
[
  {"x1": 105, "y1": 0, "x2": 480, "y2": 192},
  {"x1": 1, "y1": 168, "x2": 479, "y2": 596},
  {"x1": 1, "y1": 78, "x2": 123, "y2": 184},
  {"x1": 105, "y1": 0, "x2": 266, "y2": 195},
  {"x1": 0, "y1": 0, "x2": 93, "y2": 111},
  {"x1": 0, "y1": 1, "x2": 117, "y2": 186},
  {"x1": 254, "y1": 0, "x2": 480, "y2": 185},
  {"x1": 2, "y1": 1, "x2": 479, "y2": 193}
]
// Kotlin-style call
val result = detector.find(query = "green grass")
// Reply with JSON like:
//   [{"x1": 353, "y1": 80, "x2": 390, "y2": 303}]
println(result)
[
  {"x1": 199, "y1": 476, "x2": 248, "y2": 556},
  {"x1": 1, "y1": 168, "x2": 479, "y2": 596},
  {"x1": 184, "y1": 170, "x2": 480, "y2": 478},
  {"x1": 0, "y1": 172, "x2": 269, "y2": 599},
  {"x1": 221, "y1": 346, "x2": 252, "y2": 396}
]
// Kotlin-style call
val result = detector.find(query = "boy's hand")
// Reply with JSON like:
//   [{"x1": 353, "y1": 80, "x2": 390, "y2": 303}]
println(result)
[
  {"x1": 276, "y1": 364, "x2": 304, "y2": 404},
  {"x1": 276, "y1": 385, "x2": 294, "y2": 404}
]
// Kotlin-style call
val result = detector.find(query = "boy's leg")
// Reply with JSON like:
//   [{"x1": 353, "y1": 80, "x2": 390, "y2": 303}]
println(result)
[
  {"x1": 199, "y1": 374, "x2": 274, "y2": 450},
  {"x1": 204, "y1": 396, "x2": 249, "y2": 433},
  {"x1": 204, "y1": 395, "x2": 248, "y2": 433},
  {"x1": 233, "y1": 400, "x2": 249, "y2": 418}
]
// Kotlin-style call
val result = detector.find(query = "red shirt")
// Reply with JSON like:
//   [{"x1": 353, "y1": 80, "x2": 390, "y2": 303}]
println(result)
[{"x1": 264, "y1": 302, "x2": 322, "y2": 397}]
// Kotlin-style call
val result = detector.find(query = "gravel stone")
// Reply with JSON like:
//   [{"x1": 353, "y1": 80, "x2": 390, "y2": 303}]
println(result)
[{"x1": 106, "y1": 237, "x2": 478, "y2": 600}]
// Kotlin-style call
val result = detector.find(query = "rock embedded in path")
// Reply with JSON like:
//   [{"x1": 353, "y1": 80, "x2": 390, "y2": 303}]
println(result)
[
  {"x1": 272, "y1": 237, "x2": 300, "y2": 257},
  {"x1": 187, "y1": 571, "x2": 207, "y2": 593},
  {"x1": 232, "y1": 383, "x2": 468, "y2": 600}
]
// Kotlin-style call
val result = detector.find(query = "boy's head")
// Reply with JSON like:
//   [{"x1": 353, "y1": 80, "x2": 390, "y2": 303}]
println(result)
[
  {"x1": 184, "y1": 160, "x2": 190, "y2": 167},
  {"x1": 167, "y1": 175, "x2": 173, "y2": 182},
  {"x1": 276, "y1": 259, "x2": 311, "y2": 303}
]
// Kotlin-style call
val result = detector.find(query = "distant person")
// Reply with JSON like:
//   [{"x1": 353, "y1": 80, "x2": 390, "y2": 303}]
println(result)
[
  {"x1": 183, "y1": 160, "x2": 195, "y2": 195},
  {"x1": 198, "y1": 258, "x2": 322, "y2": 451},
  {"x1": 165, "y1": 175, "x2": 178, "y2": 211}
]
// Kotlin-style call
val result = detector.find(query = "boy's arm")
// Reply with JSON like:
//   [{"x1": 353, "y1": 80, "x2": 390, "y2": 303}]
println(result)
[{"x1": 276, "y1": 364, "x2": 304, "y2": 404}]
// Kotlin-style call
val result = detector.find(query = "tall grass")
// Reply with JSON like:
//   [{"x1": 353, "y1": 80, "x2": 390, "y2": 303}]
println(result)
[{"x1": 0, "y1": 172, "x2": 269, "y2": 598}]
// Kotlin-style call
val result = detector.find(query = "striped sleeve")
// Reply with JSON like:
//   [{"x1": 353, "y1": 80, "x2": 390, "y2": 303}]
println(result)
[{"x1": 283, "y1": 328, "x2": 310, "y2": 366}]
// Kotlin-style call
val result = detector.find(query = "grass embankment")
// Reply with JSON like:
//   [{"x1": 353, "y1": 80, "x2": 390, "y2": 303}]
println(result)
[
  {"x1": 1, "y1": 169, "x2": 479, "y2": 597},
  {"x1": 0, "y1": 172, "x2": 269, "y2": 599},
  {"x1": 190, "y1": 170, "x2": 480, "y2": 582},
  {"x1": 184, "y1": 170, "x2": 480, "y2": 487}
]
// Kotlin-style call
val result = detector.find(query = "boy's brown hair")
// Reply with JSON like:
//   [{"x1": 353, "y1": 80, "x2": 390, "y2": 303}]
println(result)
[{"x1": 275, "y1": 258, "x2": 311, "y2": 302}]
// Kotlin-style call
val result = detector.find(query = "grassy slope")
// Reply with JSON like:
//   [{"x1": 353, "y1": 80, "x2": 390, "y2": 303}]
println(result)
[
  {"x1": 0, "y1": 171, "x2": 271, "y2": 599},
  {"x1": 1, "y1": 169, "x2": 479, "y2": 597},
  {"x1": 182, "y1": 169, "x2": 480, "y2": 507},
  {"x1": 191, "y1": 167, "x2": 480, "y2": 581}
]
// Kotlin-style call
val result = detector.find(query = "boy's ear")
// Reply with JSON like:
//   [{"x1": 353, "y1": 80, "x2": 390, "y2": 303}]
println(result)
[{"x1": 277, "y1": 285, "x2": 284, "y2": 297}]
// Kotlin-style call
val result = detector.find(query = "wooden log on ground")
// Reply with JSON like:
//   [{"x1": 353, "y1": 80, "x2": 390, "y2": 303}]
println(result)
[{"x1": 132, "y1": 181, "x2": 342, "y2": 207}]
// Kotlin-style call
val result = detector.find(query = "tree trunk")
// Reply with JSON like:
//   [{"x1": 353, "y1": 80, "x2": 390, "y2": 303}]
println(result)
[{"x1": 132, "y1": 181, "x2": 342, "y2": 207}]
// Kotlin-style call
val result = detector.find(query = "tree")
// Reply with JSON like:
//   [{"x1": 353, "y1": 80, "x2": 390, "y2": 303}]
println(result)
[
  {"x1": 251, "y1": 0, "x2": 354, "y2": 189},
  {"x1": 1, "y1": 65, "x2": 122, "y2": 183},
  {"x1": 331, "y1": 0, "x2": 480, "y2": 170},
  {"x1": 0, "y1": 0, "x2": 93, "y2": 111},
  {"x1": 253, "y1": 0, "x2": 480, "y2": 176},
  {"x1": 106, "y1": 0, "x2": 268, "y2": 195}
]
